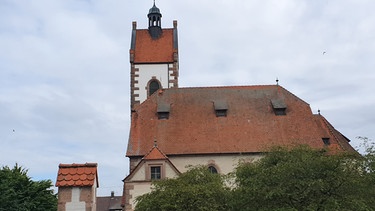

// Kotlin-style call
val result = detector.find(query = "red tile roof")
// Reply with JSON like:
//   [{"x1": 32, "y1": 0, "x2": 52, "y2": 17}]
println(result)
[
  {"x1": 143, "y1": 146, "x2": 168, "y2": 160},
  {"x1": 55, "y1": 163, "x2": 98, "y2": 187},
  {"x1": 126, "y1": 85, "x2": 355, "y2": 157},
  {"x1": 133, "y1": 29, "x2": 176, "y2": 63}
]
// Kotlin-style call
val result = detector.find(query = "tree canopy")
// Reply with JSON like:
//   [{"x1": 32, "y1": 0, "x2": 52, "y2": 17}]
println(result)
[
  {"x1": 134, "y1": 144, "x2": 375, "y2": 211},
  {"x1": 0, "y1": 164, "x2": 57, "y2": 211},
  {"x1": 232, "y1": 145, "x2": 375, "y2": 210},
  {"x1": 135, "y1": 166, "x2": 230, "y2": 211}
]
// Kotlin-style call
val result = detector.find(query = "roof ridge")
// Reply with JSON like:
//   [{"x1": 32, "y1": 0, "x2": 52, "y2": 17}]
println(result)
[
  {"x1": 59, "y1": 163, "x2": 97, "y2": 168},
  {"x1": 276, "y1": 85, "x2": 310, "y2": 106},
  {"x1": 176, "y1": 84, "x2": 277, "y2": 90}
]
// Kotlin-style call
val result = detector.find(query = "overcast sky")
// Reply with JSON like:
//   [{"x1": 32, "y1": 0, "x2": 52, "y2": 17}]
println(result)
[{"x1": 1, "y1": 0, "x2": 374, "y2": 196}]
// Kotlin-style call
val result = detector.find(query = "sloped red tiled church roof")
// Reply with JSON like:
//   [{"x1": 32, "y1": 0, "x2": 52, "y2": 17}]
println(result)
[{"x1": 127, "y1": 85, "x2": 356, "y2": 157}]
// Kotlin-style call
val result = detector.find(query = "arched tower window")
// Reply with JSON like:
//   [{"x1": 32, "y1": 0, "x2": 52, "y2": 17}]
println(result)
[{"x1": 148, "y1": 79, "x2": 161, "y2": 96}]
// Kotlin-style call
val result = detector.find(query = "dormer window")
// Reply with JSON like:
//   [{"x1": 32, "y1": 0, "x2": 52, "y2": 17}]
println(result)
[
  {"x1": 274, "y1": 108, "x2": 286, "y2": 116},
  {"x1": 271, "y1": 99, "x2": 287, "y2": 116},
  {"x1": 214, "y1": 100, "x2": 228, "y2": 117},
  {"x1": 157, "y1": 103, "x2": 170, "y2": 119},
  {"x1": 322, "y1": 138, "x2": 330, "y2": 146}
]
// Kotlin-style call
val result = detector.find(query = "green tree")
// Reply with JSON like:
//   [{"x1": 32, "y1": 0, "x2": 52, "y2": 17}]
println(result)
[
  {"x1": 135, "y1": 166, "x2": 231, "y2": 211},
  {"x1": 0, "y1": 164, "x2": 57, "y2": 211},
  {"x1": 232, "y1": 145, "x2": 374, "y2": 211}
]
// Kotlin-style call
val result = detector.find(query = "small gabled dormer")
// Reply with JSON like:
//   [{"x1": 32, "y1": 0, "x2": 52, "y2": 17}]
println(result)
[
  {"x1": 214, "y1": 100, "x2": 228, "y2": 117},
  {"x1": 157, "y1": 102, "x2": 170, "y2": 119},
  {"x1": 271, "y1": 98, "x2": 287, "y2": 116}
]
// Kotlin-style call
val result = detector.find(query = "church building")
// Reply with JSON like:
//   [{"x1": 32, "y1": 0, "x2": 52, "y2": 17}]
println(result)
[{"x1": 121, "y1": 3, "x2": 356, "y2": 211}]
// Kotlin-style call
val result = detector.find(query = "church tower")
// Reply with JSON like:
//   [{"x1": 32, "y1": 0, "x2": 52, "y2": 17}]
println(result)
[{"x1": 130, "y1": 2, "x2": 179, "y2": 111}]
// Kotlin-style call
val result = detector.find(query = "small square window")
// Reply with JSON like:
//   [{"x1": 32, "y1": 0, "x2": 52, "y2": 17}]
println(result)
[
  {"x1": 158, "y1": 112, "x2": 169, "y2": 119},
  {"x1": 215, "y1": 109, "x2": 227, "y2": 117},
  {"x1": 322, "y1": 138, "x2": 330, "y2": 146},
  {"x1": 150, "y1": 166, "x2": 161, "y2": 180},
  {"x1": 274, "y1": 108, "x2": 286, "y2": 116}
]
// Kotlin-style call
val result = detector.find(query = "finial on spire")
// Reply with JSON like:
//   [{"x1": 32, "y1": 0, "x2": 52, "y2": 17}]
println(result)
[
  {"x1": 276, "y1": 77, "x2": 279, "y2": 85},
  {"x1": 318, "y1": 109, "x2": 321, "y2": 115}
]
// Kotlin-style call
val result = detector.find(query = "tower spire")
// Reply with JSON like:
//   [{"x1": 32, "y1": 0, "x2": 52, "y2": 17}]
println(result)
[{"x1": 148, "y1": 0, "x2": 162, "y2": 39}]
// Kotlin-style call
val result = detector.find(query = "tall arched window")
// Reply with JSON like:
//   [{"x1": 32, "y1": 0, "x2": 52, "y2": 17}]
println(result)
[
  {"x1": 148, "y1": 80, "x2": 160, "y2": 96},
  {"x1": 208, "y1": 166, "x2": 218, "y2": 174}
]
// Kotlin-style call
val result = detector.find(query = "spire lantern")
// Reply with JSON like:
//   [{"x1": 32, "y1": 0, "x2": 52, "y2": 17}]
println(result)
[{"x1": 148, "y1": 1, "x2": 162, "y2": 39}]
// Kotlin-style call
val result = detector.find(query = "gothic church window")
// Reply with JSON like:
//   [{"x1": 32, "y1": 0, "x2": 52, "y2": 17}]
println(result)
[
  {"x1": 208, "y1": 166, "x2": 218, "y2": 174},
  {"x1": 148, "y1": 79, "x2": 161, "y2": 96}
]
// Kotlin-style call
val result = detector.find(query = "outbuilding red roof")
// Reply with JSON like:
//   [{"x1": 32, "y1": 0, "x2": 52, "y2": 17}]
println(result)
[
  {"x1": 55, "y1": 163, "x2": 98, "y2": 187},
  {"x1": 126, "y1": 85, "x2": 355, "y2": 157}
]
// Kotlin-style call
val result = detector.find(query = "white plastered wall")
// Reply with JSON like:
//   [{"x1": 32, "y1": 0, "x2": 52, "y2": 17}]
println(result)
[
  {"x1": 128, "y1": 182, "x2": 152, "y2": 210},
  {"x1": 134, "y1": 64, "x2": 172, "y2": 104},
  {"x1": 65, "y1": 187, "x2": 85, "y2": 211},
  {"x1": 169, "y1": 154, "x2": 263, "y2": 175},
  {"x1": 130, "y1": 164, "x2": 146, "y2": 181}
]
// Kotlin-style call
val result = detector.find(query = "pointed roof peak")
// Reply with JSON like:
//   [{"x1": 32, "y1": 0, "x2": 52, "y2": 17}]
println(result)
[
  {"x1": 143, "y1": 145, "x2": 168, "y2": 160},
  {"x1": 149, "y1": 0, "x2": 160, "y2": 14}
]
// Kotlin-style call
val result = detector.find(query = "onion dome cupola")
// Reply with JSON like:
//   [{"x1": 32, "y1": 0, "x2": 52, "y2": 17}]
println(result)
[{"x1": 148, "y1": 1, "x2": 162, "y2": 39}]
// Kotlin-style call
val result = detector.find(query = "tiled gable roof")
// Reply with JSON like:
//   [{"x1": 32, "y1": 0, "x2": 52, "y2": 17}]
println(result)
[
  {"x1": 124, "y1": 145, "x2": 180, "y2": 181},
  {"x1": 143, "y1": 145, "x2": 168, "y2": 160},
  {"x1": 55, "y1": 163, "x2": 98, "y2": 187},
  {"x1": 96, "y1": 196, "x2": 122, "y2": 211},
  {"x1": 313, "y1": 114, "x2": 355, "y2": 152},
  {"x1": 127, "y1": 85, "x2": 355, "y2": 157},
  {"x1": 132, "y1": 29, "x2": 176, "y2": 63}
]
